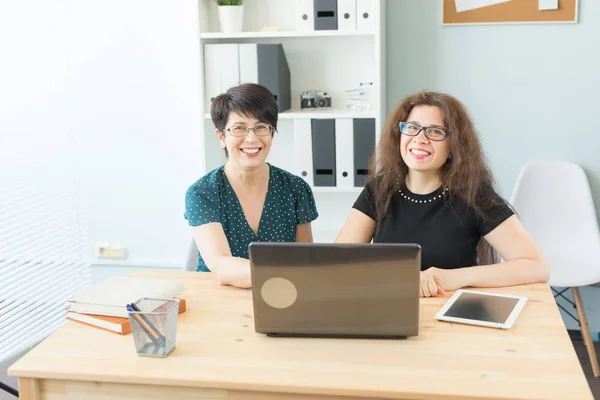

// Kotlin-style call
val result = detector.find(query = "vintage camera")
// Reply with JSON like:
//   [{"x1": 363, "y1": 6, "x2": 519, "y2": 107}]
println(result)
[{"x1": 300, "y1": 90, "x2": 332, "y2": 109}]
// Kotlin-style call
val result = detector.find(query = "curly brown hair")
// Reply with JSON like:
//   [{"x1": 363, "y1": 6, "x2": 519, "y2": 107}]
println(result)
[{"x1": 368, "y1": 91, "x2": 506, "y2": 265}]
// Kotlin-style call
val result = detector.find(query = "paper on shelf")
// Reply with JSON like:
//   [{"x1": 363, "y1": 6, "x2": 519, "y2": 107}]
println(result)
[
  {"x1": 454, "y1": 0, "x2": 512, "y2": 13},
  {"x1": 538, "y1": 0, "x2": 558, "y2": 10}
]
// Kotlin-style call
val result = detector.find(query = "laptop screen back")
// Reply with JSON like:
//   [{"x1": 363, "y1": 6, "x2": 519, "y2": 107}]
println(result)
[{"x1": 249, "y1": 243, "x2": 421, "y2": 338}]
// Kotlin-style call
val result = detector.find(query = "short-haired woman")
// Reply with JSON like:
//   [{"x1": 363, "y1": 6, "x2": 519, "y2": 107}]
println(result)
[{"x1": 185, "y1": 83, "x2": 319, "y2": 288}]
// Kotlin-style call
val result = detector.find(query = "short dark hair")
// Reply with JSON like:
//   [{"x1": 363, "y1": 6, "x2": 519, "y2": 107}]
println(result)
[{"x1": 211, "y1": 83, "x2": 279, "y2": 132}]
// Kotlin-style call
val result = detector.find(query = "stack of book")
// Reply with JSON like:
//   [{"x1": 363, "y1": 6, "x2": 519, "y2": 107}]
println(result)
[{"x1": 66, "y1": 276, "x2": 186, "y2": 335}]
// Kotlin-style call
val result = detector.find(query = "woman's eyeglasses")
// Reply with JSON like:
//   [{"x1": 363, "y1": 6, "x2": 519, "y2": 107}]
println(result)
[
  {"x1": 399, "y1": 122, "x2": 449, "y2": 141},
  {"x1": 224, "y1": 124, "x2": 275, "y2": 137}
]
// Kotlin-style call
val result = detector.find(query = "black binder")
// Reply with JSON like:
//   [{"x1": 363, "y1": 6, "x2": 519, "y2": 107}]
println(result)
[
  {"x1": 353, "y1": 118, "x2": 376, "y2": 187},
  {"x1": 311, "y1": 118, "x2": 336, "y2": 187}
]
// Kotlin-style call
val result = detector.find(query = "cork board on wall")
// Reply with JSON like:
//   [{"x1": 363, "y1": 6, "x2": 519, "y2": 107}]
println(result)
[{"x1": 443, "y1": 0, "x2": 579, "y2": 25}]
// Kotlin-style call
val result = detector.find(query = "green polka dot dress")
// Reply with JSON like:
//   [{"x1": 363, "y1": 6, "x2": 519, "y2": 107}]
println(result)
[{"x1": 184, "y1": 163, "x2": 319, "y2": 272}]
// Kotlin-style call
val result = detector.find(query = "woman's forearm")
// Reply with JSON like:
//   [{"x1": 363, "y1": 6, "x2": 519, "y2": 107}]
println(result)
[
  {"x1": 211, "y1": 256, "x2": 252, "y2": 288},
  {"x1": 458, "y1": 258, "x2": 550, "y2": 288}
]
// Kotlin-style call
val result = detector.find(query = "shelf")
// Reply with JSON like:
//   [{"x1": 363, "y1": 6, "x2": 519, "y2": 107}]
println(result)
[
  {"x1": 200, "y1": 30, "x2": 375, "y2": 40},
  {"x1": 280, "y1": 109, "x2": 377, "y2": 119},
  {"x1": 312, "y1": 186, "x2": 363, "y2": 194},
  {"x1": 204, "y1": 109, "x2": 377, "y2": 120}
]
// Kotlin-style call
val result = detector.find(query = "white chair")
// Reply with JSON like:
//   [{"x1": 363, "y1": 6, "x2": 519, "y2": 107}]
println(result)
[
  {"x1": 510, "y1": 160, "x2": 600, "y2": 377},
  {"x1": 183, "y1": 238, "x2": 199, "y2": 271}
]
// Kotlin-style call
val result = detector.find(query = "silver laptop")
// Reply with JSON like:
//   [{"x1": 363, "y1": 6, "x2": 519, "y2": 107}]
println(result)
[{"x1": 248, "y1": 243, "x2": 421, "y2": 339}]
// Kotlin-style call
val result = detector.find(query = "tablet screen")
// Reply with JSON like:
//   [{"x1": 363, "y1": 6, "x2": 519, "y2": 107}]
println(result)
[{"x1": 443, "y1": 292, "x2": 520, "y2": 324}]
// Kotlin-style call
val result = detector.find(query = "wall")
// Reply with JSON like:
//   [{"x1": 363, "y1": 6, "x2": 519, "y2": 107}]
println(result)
[
  {"x1": 1, "y1": 0, "x2": 205, "y2": 280},
  {"x1": 69, "y1": 0, "x2": 205, "y2": 273},
  {"x1": 386, "y1": 0, "x2": 600, "y2": 331}
]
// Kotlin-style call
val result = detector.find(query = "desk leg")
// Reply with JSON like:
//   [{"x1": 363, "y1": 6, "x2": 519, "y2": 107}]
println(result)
[{"x1": 18, "y1": 378, "x2": 40, "y2": 400}]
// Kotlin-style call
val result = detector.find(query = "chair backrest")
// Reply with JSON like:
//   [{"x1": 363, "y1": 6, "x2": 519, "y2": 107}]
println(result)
[
  {"x1": 183, "y1": 238, "x2": 199, "y2": 271},
  {"x1": 510, "y1": 160, "x2": 600, "y2": 287}
]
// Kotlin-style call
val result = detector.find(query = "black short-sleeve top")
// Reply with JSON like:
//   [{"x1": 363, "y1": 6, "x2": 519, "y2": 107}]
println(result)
[{"x1": 352, "y1": 182, "x2": 514, "y2": 271}]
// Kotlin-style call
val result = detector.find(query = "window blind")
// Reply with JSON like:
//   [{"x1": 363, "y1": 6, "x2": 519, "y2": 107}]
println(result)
[
  {"x1": 0, "y1": 0, "x2": 91, "y2": 364},
  {"x1": 0, "y1": 160, "x2": 90, "y2": 364}
]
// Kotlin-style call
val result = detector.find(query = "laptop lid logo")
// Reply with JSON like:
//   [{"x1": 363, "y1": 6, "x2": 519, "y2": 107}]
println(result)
[{"x1": 261, "y1": 277, "x2": 298, "y2": 309}]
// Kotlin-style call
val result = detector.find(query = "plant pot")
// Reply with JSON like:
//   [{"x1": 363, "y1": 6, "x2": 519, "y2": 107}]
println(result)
[{"x1": 218, "y1": 5, "x2": 244, "y2": 33}]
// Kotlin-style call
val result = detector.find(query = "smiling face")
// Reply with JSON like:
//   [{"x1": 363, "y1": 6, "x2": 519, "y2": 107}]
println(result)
[
  {"x1": 399, "y1": 105, "x2": 450, "y2": 176},
  {"x1": 217, "y1": 112, "x2": 273, "y2": 171}
]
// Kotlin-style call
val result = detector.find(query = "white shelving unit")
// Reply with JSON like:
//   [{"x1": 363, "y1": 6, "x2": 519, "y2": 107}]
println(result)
[
  {"x1": 198, "y1": 0, "x2": 386, "y2": 241},
  {"x1": 204, "y1": 109, "x2": 377, "y2": 120},
  {"x1": 200, "y1": 30, "x2": 374, "y2": 39},
  {"x1": 311, "y1": 186, "x2": 363, "y2": 193}
]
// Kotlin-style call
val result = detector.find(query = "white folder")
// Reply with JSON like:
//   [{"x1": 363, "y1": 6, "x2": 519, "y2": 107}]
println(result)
[
  {"x1": 335, "y1": 118, "x2": 354, "y2": 188},
  {"x1": 203, "y1": 44, "x2": 222, "y2": 111},
  {"x1": 238, "y1": 43, "x2": 258, "y2": 84},
  {"x1": 337, "y1": 0, "x2": 356, "y2": 32},
  {"x1": 356, "y1": 0, "x2": 375, "y2": 33},
  {"x1": 296, "y1": 0, "x2": 315, "y2": 32},
  {"x1": 219, "y1": 43, "x2": 240, "y2": 93},
  {"x1": 293, "y1": 119, "x2": 314, "y2": 187}
]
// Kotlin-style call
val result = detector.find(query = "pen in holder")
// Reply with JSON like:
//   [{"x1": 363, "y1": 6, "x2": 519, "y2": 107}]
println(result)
[{"x1": 127, "y1": 298, "x2": 180, "y2": 358}]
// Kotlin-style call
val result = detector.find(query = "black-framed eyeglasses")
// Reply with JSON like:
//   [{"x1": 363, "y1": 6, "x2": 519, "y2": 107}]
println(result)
[
  {"x1": 399, "y1": 122, "x2": 449, "y2": 141},
  {"x1": 224, "y1": 124, "x2": 275, "y2": 137}
]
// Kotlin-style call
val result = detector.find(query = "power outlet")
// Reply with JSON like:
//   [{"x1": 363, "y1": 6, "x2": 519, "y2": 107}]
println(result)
[
  {"x1": 95, "y1": 243, "x2": 127, "y2": 260},
  {"x1": 108, "y1": 245, "x2": 127, "y2": 260},
  {"x1": 95, "y1": 243, "x2": 111, "y2": 259}
]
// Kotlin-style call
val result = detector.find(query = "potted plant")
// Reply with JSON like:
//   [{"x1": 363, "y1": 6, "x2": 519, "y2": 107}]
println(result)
[{"x1": 214, "y1": 0, "x2": 244, "y2": 33}]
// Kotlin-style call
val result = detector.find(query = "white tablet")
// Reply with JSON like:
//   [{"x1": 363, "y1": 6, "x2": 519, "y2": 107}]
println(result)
[{"x1": 434, "y1": 289, "x2": 528, "y2": 329}]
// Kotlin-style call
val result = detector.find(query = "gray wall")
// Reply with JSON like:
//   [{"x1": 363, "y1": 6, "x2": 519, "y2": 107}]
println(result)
[{"x1": 385, "y1": 0, "x2": 600, "y2": 332}]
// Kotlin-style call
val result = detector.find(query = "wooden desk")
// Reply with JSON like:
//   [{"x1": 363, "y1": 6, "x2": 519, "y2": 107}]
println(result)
[{"x1": 9, "y1": 270, "x2": 593, "y2": 400}]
